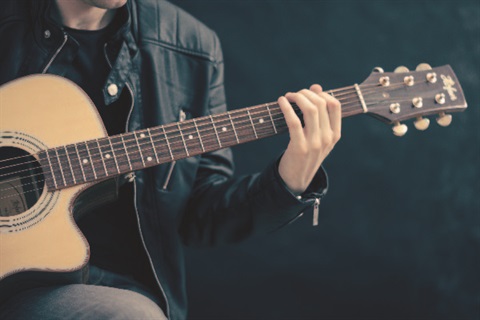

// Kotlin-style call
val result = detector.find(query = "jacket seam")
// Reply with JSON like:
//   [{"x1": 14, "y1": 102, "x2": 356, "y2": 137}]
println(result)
[{"x1": 141, "y1": 38, "x2": 219, "y2": 63}]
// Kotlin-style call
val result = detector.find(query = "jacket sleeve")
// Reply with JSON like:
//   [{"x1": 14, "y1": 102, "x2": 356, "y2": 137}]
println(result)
[{"x1": 179, "y1": 33, "x2": 328, "y2": 247}]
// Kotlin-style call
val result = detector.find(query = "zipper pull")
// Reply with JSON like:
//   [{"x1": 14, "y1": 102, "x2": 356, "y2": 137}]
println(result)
[
  {"x1": 313, "y1": 198, "x2": 320, "y2": 226},
  {"x1": 179, "y1": 109, "x2": 187, "y2": 122}
]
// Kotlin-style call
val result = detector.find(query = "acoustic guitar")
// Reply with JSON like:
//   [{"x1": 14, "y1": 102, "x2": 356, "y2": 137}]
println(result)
[{"x1": 0, "y1": 64, "x2": 467, "y2": 298}]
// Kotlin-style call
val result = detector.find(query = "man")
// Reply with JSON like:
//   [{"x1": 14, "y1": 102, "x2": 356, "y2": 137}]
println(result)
[{"x1": 0, "y1": 0, "x2": 341, "y2": 319}]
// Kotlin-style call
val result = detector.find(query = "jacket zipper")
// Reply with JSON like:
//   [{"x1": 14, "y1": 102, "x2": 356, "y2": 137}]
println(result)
[
  {"x1": 162, "y1": 109, "x2": 186, "y2": 190},
  {"x1": 42, "y1": 32, "x2": 68, "y2": 74},
  {"x1": 124, "y1": 81, "x2": 171, "y2": 316},
  {"x1": 103, "y1": 43, "x2": 112, "y2": 68},
  {"x1": 313, "y1": 198, "x2": 320, "y2": 226}
]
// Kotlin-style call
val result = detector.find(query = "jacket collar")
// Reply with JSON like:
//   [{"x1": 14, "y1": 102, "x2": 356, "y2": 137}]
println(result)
[{"x1": 31, "y1": 0, "x2": 135, "y2": 54}]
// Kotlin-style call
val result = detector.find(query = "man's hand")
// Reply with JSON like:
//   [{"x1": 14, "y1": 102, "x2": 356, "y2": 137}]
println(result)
[{"x1": 278, "y1": 84, "x2": 342, "y2": 194}]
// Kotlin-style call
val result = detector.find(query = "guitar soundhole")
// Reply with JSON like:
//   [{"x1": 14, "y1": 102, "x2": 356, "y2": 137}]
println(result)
[{"x1": 0, "y1": 147, "x2": 45, "y2": 217}]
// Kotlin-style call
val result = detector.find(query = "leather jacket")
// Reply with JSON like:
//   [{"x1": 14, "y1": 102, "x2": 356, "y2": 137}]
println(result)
[{"x1": 0, "y1": 1, "x2": 328, "y2": 319}]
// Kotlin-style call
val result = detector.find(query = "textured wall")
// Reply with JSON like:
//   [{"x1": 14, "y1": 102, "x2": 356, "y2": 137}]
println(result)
[{"x1": 175, "y1": 1, "x2": 480, "y2": 319}]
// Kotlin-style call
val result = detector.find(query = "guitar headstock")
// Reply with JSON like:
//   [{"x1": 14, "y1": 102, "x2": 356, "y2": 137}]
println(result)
[{"x1": 360, "y1": 64, "x2": 467, "y2": 136}]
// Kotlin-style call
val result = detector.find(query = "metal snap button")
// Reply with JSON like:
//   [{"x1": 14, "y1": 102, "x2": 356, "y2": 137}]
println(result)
[{"x1": 107, "y1": 83, "x2": 118, "y2": 96}]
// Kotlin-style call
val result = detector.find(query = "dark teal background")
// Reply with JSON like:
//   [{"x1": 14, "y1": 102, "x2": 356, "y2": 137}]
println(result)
[{"x1": 174, "y1": 1, "x2": 479, "y2": 319}]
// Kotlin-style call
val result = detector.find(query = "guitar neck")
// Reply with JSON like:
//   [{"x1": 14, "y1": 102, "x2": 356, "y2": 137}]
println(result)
[{"x1": 39, "y1": 85, "x2": 365, "y2": 190}]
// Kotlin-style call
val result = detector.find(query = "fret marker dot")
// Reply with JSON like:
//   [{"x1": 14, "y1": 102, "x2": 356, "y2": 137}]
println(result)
[
  {"x1": 188, "y1": 134, "x2": 193, "y2": 139},
  {"x1": 147, "y1": 156, "x2": 153, "y2": 162},
  {"x1": 259, "y1": 118, "x2": 264, "y2": 124},
  {"x1": 105, "y1": 154, "x2": 111, "y2": 159},
  {"x1": 140, "y1": 133, "x2": 146, "y2": 138},
  {"x1": 82, "y1": 159, "x2": 89, "y2": 164},
  {"x1": 222, "y1": 127, "x2": 227, "y2": 132}
]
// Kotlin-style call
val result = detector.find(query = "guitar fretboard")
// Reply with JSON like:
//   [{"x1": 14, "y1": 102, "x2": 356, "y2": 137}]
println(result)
[{"x1": 39, "y1": 88, "x2": 364, "y2": 190}]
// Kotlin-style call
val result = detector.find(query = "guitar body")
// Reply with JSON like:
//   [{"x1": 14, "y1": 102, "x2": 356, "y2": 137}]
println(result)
[{"x1": 0, "y1": 75, "x2": 108, "y2": 297}]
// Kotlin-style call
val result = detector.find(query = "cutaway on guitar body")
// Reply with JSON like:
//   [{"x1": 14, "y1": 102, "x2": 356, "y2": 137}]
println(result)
[{"x1": 0, "y1": 75, "x2": 109, "y2": 298}]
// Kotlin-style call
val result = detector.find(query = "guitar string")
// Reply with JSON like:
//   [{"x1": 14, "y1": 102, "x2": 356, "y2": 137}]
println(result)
[
  {"x1": 0, "y1": 80, "x2": 415, "y2": 165},
  {"x1": 0, "y1": 90, "x2": 365, "y2": 171},
  {"x1": 0, "y1": 87, "x2": 406, "y2": 183},
  {"x1": 0, "y1": 122, "x2": 294, "y2": 199},
  {"x1": 0, "y1": 91, "x2": 438, "y2": 186},
  {"x1": 0, "y1": 91, "x2": 438, "y2": 194},
  {"x1": 0, "y1": 80, "x2": 411, "y2": 169},
  {"x1": 0, "y1": 78, "x2": 420, "y2": 171}
]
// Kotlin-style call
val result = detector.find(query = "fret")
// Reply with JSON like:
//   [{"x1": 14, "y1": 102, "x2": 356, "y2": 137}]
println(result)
[
  {"x1": 177, "y1": 123, "x2": 190, "y2": 157},
  {"x1": 60, "y1": 144, "x2": 85, "y2": 185},
  {"x1": 73, "y1": 143, "x2": 87, "y2": 182},
  {"x1": 57, "y1": 147, "x2": 76, "y2": 186},
  {"x1": 228, "y1": 112, "x2": 240, "y2": 143},
  {"x1": 63, "y1": 146, "x2": 77, "y2": 184},
  {"x1": 133, "y1": 133, "x2": 146, "y2": 167},
  {"x1": 97, "y1": 138, "x2": 119, "y2": 176},
  {"x1": 328, "y1": 89, "x2": 335, "y2": 98},
  {"x1": 54, "y1": 149, "x2": 67, "y2": 187},
  {"x1": 110, "y1": 135, "x2": 130, "y2": 172},
  {"x1": 231, "y1": 109, "x2": 256, "y2": 143},
  {"x1": 148, "y1": 127, "x2": 169, "y2": 163},
  {"x1": 162, "y1": 126, "x2": 174, "y2": 160},
  {"x1": 273, "y1": 112, "x2": 288, "y2": 130},
  {"x1": 162, "y1": 124, "x2": 188, "y2": 159},
  {"x1": 213, "y1": 113, "x2": 236, "y2": 147},
  {"x1": 107, "y1": 137, "x2": 121, "y2": 173},
  {"x1": 120, "y1": 135, "x2": 133, "y2": 170},
  {"x1": 45, "y1": 150, "x2": 58, "y2": 189},
  {"x1": 210, "y1": 115, "x2": 222, "y2": 148},
  {"x1": 250, "y1": 106, "x2": 277, "y2": 138},
  {"x1": 136, "y1": 131, "x2": 157, "y2": 166},
  {"x1": 96, "y1": 139, "x2": 109, "y2": 176},
  {"x1": 147, "y1": 129, "x2": 160, "y2": 163},
  {"x1": 122, "y1": 133, "x2": 143, "y2": 170},
  {"x1": 76, "y1": 142, "x2": 95, "y2": 181},
  {"x1": 63, "y1": 145, "x2": 76, "y2": 184},
  {"x1": 192, "y1": 119, "x2": 205, "y2": 152},
  {"x1": 266, "y1": 104, "x2": 277, "y2": 134},
  {"x1": 247, "y1": 109, "x2": 258, "y2": 139},
  {"x1": 178, "y1": 121, "x2": 204, "y2": 156},
  {"x1": 86, "y1": 141, "x2": 106, "y2": 178},
  {"x1": 84, "y1": 142, "x2": 97, "y2": 179}
]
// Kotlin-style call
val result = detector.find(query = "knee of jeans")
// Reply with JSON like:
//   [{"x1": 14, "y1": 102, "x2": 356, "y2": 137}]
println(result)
[{"x1": 104, "y1": 290, "x2": 167, "y2": 320}]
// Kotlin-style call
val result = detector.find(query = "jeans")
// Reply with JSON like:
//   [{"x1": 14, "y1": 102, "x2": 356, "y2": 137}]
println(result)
[{"x1": 0, "y1": 266, "x2": 167, "y2": 319}]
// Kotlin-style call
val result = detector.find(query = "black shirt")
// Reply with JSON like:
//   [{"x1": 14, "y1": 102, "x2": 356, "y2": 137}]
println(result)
[{"x1": 62, "y1": 24, "x2": 156, "y2": 293}]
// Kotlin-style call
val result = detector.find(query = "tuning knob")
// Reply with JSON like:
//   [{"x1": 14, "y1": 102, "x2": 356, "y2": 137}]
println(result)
[
  {"x1": 416, "y1": 63, "x2": 432, "y2": 71},
  {"x1": 436, "y1": 112, "x2": 452, "y2": 127},
  {"x1": 373, "y1": 67, "x2": 384, "y2": 73},
  {"x1": 392, "y1": 122, "x2": 408, "y2": 136},
  {"x1": 394, "y1": 66, "x2": 410, "y2": 73},
  {"x1": 414, "y1": 117, "x2": 430, "y2": 131}
]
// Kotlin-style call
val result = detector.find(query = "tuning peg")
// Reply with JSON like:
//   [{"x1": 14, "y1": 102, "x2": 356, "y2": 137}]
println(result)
[
  {"x1": 392, "y1": 121, "x2": 408, "y2": 136},
  {"x1": 435, "y1": 93, "x2": 446, "y2": 105},
  {"x1": 414, "y1": 117, "x2": 430, "y2": 131},
  {"x1": 394, "y1": 66, "x2": 409, "y2": 73},
  {"x1": 416, "y1": 63, "x2": 432, "y2": 71},
  {"x1": 373, "y1": 67, "x2": 384, "y2": 73},
  {"x1": 436, "y1": 112, "x2": 452, "y2": 127}
]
